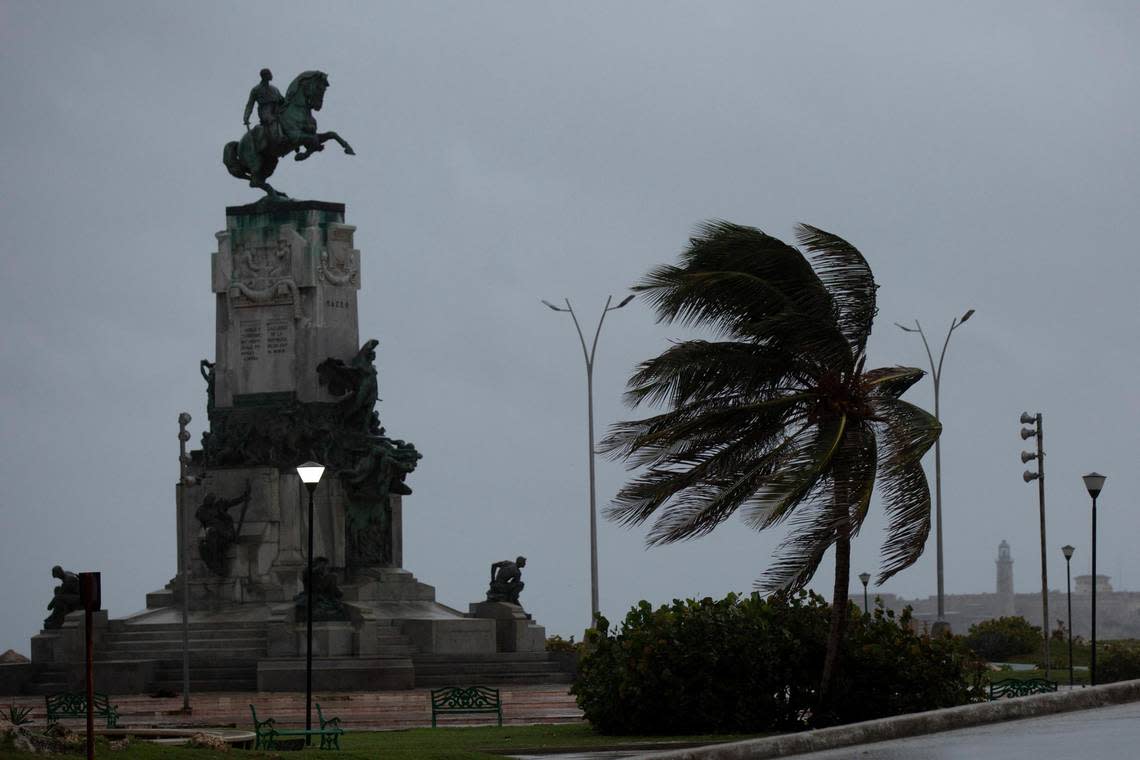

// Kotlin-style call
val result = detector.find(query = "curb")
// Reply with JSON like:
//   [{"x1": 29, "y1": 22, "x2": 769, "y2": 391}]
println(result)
[{"x1": 640, "y1": 679, "x2": 1140, "y2": 759}]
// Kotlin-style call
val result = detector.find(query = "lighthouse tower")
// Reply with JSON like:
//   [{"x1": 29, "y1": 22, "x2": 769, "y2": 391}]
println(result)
[{"x1": 996, "y1": 540, "x2": 1015, "y2": 616}]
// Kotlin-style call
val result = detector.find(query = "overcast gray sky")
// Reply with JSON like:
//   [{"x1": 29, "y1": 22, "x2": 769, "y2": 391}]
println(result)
[{"x1": 1, "y1": 1, "x2": 1137, "y2": 654}]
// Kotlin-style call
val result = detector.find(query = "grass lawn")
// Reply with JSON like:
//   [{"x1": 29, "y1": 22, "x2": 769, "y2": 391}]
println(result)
[
  {"x1": 0, "y1": 724, "x2": 765, "y2": 760},
  {"x1": 1005, "y1": 638, "x2": 1093, "y2": 668},
  {"x1": 997, "y1": 637, "x2": 1140, "y2": 676}
]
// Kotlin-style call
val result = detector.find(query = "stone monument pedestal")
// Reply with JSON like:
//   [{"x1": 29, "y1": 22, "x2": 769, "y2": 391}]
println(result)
[
  {"x1": 9, "y1": 200, "x2": 574, "y2": 695},
  {"x1": 469, "y1": 601, "x2": 546, "y2": 653}
]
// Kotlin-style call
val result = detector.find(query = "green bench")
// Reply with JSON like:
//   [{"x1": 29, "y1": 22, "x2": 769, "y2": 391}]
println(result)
[
  {"x1": 45, "y1": 692, "x2": 120, "y2": 728},
  {"x1": 250, "y1": 703, "x2": 344, "y2": 750},
  {"x1": 430, "y1": 686, "x2": 503, "y2": 728},
  {"x1": 988, "y1": 677, "x2": 1058, "y2": 700}
]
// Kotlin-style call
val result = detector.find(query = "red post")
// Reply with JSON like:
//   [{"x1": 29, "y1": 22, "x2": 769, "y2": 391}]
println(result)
[
  {"x1": 79, "y1": 572, "x2": 100, "y2": 760},
  {"x1": 85, "y1": 605, "x2": 94, "y2": 760}
]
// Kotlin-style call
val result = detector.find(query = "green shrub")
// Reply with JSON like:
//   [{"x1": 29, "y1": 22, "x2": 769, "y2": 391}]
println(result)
[
  {"x1": 963, "y1": 616, "x2": 1042, "y2": 661},
  {"x1": 5, "y1": 704, "x2": 33, "y2": 726},
  {"x1": 831, "y1": 606, "x2": 984, "y2": 725},
  {"x1": 571, "y1": 592, "x2": 983, "y2": 735},
  {"x1": 1099, "y1": 642, "x2": 1140, "y2": 684}
]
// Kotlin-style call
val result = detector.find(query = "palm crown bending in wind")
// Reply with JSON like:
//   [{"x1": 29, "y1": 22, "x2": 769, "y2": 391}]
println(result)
[{"x1": 601, "y1": 221, "x2": 940, "y2": 697}]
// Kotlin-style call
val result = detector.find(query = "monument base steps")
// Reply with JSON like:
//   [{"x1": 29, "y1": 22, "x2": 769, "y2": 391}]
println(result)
[{"x1": 411, "y1": 652, "x2": 575, "y2": 688}]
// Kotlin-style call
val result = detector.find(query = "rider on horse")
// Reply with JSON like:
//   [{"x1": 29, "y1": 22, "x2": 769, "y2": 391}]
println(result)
[
  {"x1": 243, "y1": 68, "x2": 285, "y2": 153},
  {"x1": 224, "y1": 69, "x2": 355, "y2": 199}
]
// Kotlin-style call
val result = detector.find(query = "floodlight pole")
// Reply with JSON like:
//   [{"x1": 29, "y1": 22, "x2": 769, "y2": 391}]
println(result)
[
  {"x1": 1020, "y1": 412, "x2": 1050, "y2": 680},
  {"x1": 542, "y1": 294, "x2": 633, "y2": 629},
  {"x1": 895, "y1": 309, "x2": 973, "y2": 635}
]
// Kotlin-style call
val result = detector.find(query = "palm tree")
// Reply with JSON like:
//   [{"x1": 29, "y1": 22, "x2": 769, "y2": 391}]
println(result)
[{"x1": 602, "y1": 220, "x2": 940, "y2": 699}]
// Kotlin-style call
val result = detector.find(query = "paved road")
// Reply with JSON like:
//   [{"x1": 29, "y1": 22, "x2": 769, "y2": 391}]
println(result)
[
  {"x1": 514, "y1": 701, "x2": 1140, "y2": 760},
  {"x1": 790, "y1": 701, "x2": 1140, "y2": 760}
]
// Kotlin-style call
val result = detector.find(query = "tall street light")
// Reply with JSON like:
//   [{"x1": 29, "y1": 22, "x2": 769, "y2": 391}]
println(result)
[
  {"x1": 1061, "y1": 544, "x2": 1075, "y2": 687},
  {"x1": 542, "y1": 294, "x2": 634, "y2": 628},
  {"x1": 296, "y1": 461, "x2": 325, "y2": 745},
  {"x1": 895, "y1": 308, "x2": 974, "y2": 635},
  {"x1": 858, "y1": 572, "x2": 871, "y2": 615},
  {"x1": 1021, "y1": 412, "x2": 1050, "y2": 680},
  {"x1": 1083, "y1": 472, "x2": 1106, "y2": 686}
]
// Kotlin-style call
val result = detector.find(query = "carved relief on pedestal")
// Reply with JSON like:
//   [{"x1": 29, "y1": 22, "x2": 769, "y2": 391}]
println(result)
[
  {"x1": 321, "y1": 225, "x2": 360, "y2": 289},
  {"x1": 228, "y1": 227, "x2": 305, "y2": 320},
  {"x1": 319, "y1": 247, "x2": 359, "y2": 287}
]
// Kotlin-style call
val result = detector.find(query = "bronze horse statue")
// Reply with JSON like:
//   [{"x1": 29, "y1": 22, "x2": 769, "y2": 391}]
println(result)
[{"x1": 223, "y1": 70, "x2": 355, "y2": 199}]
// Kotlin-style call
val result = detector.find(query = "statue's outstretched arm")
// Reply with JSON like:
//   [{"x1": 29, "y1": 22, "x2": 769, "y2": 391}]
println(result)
[{"x1": 221, "y1": 481, "x2": 252, "y2": 509}]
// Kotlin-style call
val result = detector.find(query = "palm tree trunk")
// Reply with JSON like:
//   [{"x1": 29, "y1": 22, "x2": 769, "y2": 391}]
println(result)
[{"x1": 820, "y1": 519, "x2": 851, "y2": 702}]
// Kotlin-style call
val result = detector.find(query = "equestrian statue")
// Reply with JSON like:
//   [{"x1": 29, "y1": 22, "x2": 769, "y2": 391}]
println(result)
[{"x1": 223, "y1": 68, "x2": 355, "y2": 199}]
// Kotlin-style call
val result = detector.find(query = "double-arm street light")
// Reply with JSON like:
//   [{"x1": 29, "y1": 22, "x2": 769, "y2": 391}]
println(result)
[
  {"x1": 895, "y1": 308, "x2": 974, "y2": 634},
  {"x1": 1083, "y1": 472, "x2": 1106, "y2": 686},
  {"x1": 1061, "y1": 544, "x2": 1075, "y2": 686},
  {"x1": 1021, "y1": 412, "x2": 1050, "y2": 680},
  {"x1": 296, "y1": 461, "x2": 326, "y2": 745},
  {"x1": 542, "y1": 294, "x2": 634, "y2": 628}
]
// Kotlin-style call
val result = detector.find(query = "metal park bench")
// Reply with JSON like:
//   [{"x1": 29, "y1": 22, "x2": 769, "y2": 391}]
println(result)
[
  {"x1": 45, "y1": 692, "x2": 120, "y2": 728},
  {"x1": 430, "y1": 686, "x2": 503, "y2": 728},
  {"x1": 988, "y1": 677, "x2": 1058, "y2": 700},
  {"x1": 250, "y1": 703, "x2": 344, "y2": 750}
]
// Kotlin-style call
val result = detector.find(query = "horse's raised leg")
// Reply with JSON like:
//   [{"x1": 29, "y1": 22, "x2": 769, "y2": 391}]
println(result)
[
  {"x1": 318, "y1": 131, "x2": 356, "y2": 156},
  {"x1": 294, "y1": 134, "x2": 324, "y2": 162},
  {"x1": 250, "y1": 172, "x2": 287, "y2": 199}
]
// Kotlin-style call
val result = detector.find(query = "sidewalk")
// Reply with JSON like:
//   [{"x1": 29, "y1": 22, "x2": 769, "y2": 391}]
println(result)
[{"x1": 4, "y1": 684, "x2": 583, "y2": 731}]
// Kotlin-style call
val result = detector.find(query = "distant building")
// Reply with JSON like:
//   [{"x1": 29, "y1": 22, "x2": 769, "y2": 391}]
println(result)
[
  {"x1": 876, "y1": 541, "x2": 1140, "y2": 638},
  {"x1": 1075, "y1": 574, "x2": 1113, "y2": 594}
]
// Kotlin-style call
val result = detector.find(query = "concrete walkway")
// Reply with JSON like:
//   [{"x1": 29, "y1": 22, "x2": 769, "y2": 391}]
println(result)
[{"x1": 4, "y1": 684, "x2": 582, "y2": 731}]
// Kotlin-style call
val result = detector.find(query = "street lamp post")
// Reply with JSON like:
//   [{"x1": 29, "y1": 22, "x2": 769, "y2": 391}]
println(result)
[
  {"x1": 1083, "y1": 472, "x2": 1106, "y2": 686},
  {"x1": 1061, "y1": 544, "x2": 1075, "y2": 687},
  {"x1": 858, "y1": 572, "x2": 871, "y2": 615},
  {"x1": 296, "y1": 461, "x2": 326, "y2": 745},
  {"x1": 176, "y1": 412, "x2": 197, "y2": 714},
  {"x1": 895, "y1": 308, "x2": 974, "y2": 636},
  {"x1": 1020, "y1": 412, "x2": 1050, "y2": 680},
  {"x1": 541, "y1": 294, "x2": 633, "y2": 628}
]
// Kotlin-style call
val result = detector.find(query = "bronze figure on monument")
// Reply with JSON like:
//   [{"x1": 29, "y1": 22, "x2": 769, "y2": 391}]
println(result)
[
  {"x1": 224, "y1": 69, "x2": 355, "y2": 199},
  {"x1": 43, "y1": 565, "x2": 83, "y2": 629},
  {"x1": 195, "y1": 483, "x2": 252, "y2": 576},
  {"x1": 487, "y1": 557, "x2": 527, "y2": 605}
]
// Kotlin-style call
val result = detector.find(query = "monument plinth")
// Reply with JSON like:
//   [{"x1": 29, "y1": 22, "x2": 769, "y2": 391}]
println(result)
[
  {"x1": 212, "y1": 201, "x2": 359, "y2": 406},
  {"x1": 188, "y1": 201, "x2": 420, "y2": 597}
]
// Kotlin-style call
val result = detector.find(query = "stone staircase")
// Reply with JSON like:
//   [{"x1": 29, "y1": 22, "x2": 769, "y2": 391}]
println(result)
[
  {"x1": 375, "y1": 620, "x2": 418, "y2": 658},
  {"x1": 411, "y1": 652, "x2": 574, "y2": 688},
  {"x1": 99, "y1": 621, "x2": 267, "y2": 692},
  {"x1": 20, "y1": 617, "x2": 572, "y2": 695},
  {"x1": 24, "y1": 664, "x2": 72, "y2": 696}
]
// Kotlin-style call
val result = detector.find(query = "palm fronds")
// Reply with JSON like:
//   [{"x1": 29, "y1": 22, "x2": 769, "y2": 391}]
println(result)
[{"x1": 606, "y1": 219, "x2": 938, "y2": 595}]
